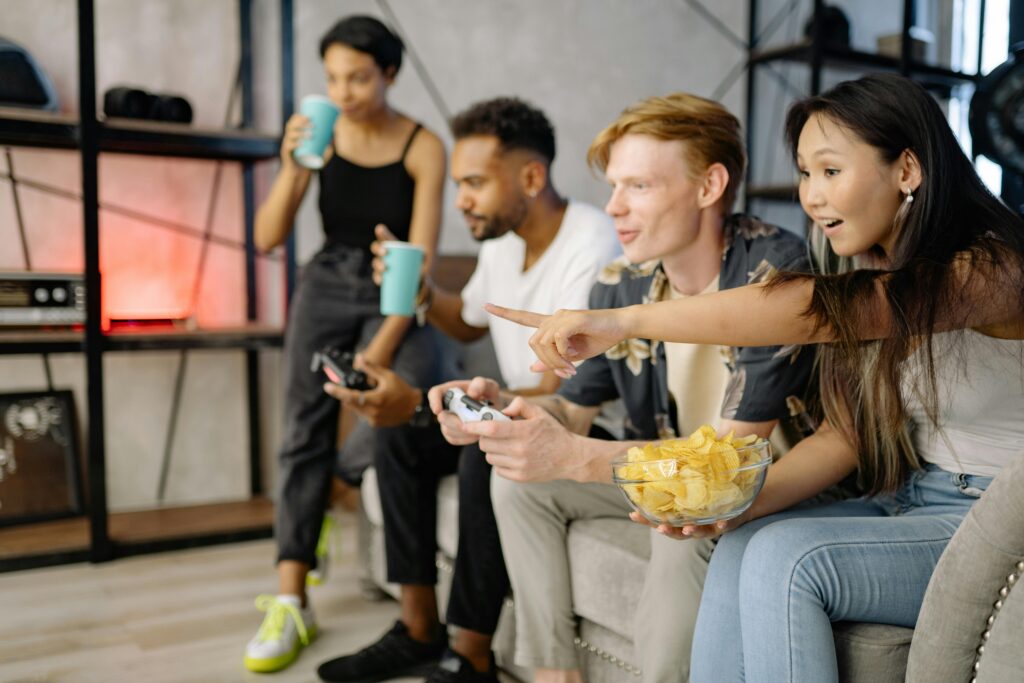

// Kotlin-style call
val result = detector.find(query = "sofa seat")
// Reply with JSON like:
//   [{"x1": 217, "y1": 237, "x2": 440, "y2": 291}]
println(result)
[{"x1": 360, "y1": 467, "x2": 921, "y2": 682}]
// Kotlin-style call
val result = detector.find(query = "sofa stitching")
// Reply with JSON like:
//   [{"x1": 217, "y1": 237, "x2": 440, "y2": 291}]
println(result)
[{"x1": 970, "y1": 559, "x2": 1023, "y2": 682}]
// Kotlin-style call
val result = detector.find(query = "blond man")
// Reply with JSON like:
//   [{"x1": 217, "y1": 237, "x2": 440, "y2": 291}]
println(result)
[{"x1": 429, "y1": 93, "x2": 814, "y2": 682}]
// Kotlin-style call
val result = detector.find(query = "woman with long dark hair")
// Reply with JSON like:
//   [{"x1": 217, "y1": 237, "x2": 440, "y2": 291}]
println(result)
[{"x1": 488, "y1": 73, "x2": 1024, "y2": 680}]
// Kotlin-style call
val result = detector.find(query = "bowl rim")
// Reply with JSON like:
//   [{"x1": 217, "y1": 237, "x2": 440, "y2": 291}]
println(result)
[{"x1": 610, "y1": 439, "x2": 772, "y2": 483}]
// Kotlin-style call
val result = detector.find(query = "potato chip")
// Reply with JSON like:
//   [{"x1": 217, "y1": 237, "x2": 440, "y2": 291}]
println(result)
[{"x1": 613, "y1": 424, "x2": 771, "y2": 524}]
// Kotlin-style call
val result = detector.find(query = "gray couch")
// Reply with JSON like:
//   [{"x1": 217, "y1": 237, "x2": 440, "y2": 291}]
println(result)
[
  {"x1": 356, "y1": 250, "x2": 1022, "y2": 681},
  {"x1": 360, "y1": 434, "x2": 1023, "y2": 682}
]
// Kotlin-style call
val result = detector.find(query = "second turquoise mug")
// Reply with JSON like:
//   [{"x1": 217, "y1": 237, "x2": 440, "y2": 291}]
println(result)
[{"x1": 380, "y1": 242, "x2": 425, "y2": 316}]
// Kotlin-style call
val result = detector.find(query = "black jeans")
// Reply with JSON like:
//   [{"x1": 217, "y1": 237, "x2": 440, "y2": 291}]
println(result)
[
  {"x1": 375, "y1": 425, "x2": 510, "y2": 636},
  {"x1": 275, "y1": 244, "x2": 447, "y2": 568}
]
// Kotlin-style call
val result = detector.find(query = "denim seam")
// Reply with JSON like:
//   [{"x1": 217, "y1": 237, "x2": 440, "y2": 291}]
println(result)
[{"x1": 784, "y1": 535, "x2": 953, "y2": 682}]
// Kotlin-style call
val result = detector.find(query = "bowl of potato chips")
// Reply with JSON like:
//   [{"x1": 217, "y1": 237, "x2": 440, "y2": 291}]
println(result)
[{"x1": 611, "y1": 425, "x2": 772, "y2": 527}]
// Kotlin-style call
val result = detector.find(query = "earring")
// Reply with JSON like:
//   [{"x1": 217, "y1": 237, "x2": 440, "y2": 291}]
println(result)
[
  {"x1": 528, "y1": 190, "x2": 538, "y2": 199},
  {"x1": 904, "y1": 188, "x2": 914, "y2": 203}
]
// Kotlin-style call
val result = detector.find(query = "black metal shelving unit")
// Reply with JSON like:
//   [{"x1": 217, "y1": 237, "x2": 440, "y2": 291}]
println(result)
[
  {"x1": 745, "y1": 0, "x2": 986, "y2": 207},
  {"x1": 0, "y1": 0, "x2": 296, "y2": 572},
  {"x1": 0, "y1": 108, "x2": 279, "y2": 160}
]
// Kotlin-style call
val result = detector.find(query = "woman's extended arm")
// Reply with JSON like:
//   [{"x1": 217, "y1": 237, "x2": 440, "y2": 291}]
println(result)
[
  {"x1": 487, "y1": 254, "x2": 1024, "y2": 376},
  {"x1": 485, "y1": 279, "x2": 834, "y2": 375},
  {"x1": 360, "y1": 128, "x2": 446, "y2": 367}
]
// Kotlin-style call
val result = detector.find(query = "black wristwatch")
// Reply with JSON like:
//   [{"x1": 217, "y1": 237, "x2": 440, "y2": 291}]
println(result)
[{"x1": 409, "y1": 390, "x2": 435, "y2": 428}]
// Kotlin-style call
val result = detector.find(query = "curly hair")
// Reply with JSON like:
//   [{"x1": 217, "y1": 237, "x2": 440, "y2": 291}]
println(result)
[{"x1": 450, "y1": 97, "x2": 556, "y2": 164}]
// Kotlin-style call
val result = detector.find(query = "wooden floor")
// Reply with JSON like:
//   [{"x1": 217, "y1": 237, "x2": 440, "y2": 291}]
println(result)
[{"x1": 0, "y1": 513, "x2": 432, "y2": 683}]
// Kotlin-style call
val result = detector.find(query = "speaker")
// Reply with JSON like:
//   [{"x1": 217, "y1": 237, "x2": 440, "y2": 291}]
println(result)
[
  {"x1": 803, "y1": 5, "x2": 851, "y2": 49},
  {"x1": 103, "y1": 86, "x2": 193, "y2": 124},
  {"x1": 103, "y1": 86, "x2": 155, "y2": 120},
  {"x1": 0, "y1": 37, "x2": 59, "y2": 111},
  {"x1": 149, "y1": 94, "x2": 193, "y2": 124}
]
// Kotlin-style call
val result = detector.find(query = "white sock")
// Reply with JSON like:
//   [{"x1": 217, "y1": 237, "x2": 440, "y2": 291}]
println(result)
[{"x1": 276, "y1": 594, "x2": 303, "y2": 608}]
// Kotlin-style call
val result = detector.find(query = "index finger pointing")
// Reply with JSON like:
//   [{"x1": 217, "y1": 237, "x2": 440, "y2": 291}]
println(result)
[{"x1": 484, "y1": 303, "x2": 548, "y2": 329}]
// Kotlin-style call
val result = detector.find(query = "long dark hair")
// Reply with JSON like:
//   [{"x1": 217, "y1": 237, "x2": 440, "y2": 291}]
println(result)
[{"x1": 774, "y1": 73, "x2": 1024, "y2": 494}]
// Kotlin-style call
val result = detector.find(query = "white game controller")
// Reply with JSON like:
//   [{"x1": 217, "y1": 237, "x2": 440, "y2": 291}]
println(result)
[{"x1": 442, "y1": 387, "x2": 510, "y2": 423}]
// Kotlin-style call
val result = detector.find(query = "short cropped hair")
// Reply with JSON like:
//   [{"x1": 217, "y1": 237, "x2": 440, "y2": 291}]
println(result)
[
  {"x1": 588, "y1": 93, "x2": 746, "y2": 211},
  {"x1": 450, "y1": 97, "x2": 556, "y2": 165},
  {"x1": 319, "y1": 15, "x2": 403, "y2": 75}
]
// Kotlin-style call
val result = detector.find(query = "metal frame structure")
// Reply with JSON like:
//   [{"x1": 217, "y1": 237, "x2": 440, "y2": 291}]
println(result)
[
  {"x1": 0, "y1": 0, "x2": 294, "y2": 572},
  {"x1": 745, "y1": 0, "x2": 988, "y2": 209}
]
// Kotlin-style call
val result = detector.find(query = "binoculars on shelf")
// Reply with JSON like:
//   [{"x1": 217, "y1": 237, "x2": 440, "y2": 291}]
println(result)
[{"x1": 103, "y1": 86, "x2": 193, "y2": 124}]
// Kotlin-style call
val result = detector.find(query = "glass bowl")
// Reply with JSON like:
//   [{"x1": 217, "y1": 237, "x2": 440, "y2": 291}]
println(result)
[{"x1": 611, "y1": 439, "x2": 771, "y2": 527}]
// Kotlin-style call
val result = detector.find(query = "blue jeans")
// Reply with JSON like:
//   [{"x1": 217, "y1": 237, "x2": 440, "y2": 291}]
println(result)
[{"x1": 691, "y1": 464, "x2": 992, "y2": 683}]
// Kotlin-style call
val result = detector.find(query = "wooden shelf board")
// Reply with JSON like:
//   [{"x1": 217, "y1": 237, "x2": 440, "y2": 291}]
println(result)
[
  {"x1": 0, "y1": 498, "x2": 274, "y2": 569},
  {"x1": 109, "y1": 497, "x2": 274, "y2": 544},
  {"x1": 749, "y1": 41, "x2": 979, "y2": 90},
  {"x1": 0, "y1": 323, "x2": 284, "y2": 354},
  {"x1": 748, "y1": 184, "x2": 800, "y2": 202},
  {"x1": 0, "y1": 516, "x2": 90, "y2": 560}
]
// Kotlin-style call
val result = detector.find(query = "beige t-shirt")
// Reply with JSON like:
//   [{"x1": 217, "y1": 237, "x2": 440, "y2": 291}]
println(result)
[{"x1": 663, "y1": 277, "x2": 731, "y2": 435}]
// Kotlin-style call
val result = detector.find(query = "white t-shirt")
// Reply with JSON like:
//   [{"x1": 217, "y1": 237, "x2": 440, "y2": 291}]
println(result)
[
  {"x1": 663, "y1": 277, "x2": 731, "y2": 435},
  {"x1": 460, "y1": 201, "x2": 620, "y2": 390},
  {"x1": 905, "y1": 331, "x2": 1024, "y2": 477}
]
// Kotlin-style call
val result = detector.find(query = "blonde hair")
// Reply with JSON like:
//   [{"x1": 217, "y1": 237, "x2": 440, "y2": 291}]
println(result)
[{"x1": 587, "y1": 92, "x2": 747, "y2": 211}]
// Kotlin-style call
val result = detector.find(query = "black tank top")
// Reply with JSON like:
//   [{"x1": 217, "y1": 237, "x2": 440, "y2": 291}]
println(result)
[{"x1": 318, "y1": 123, "x2": 421, "y2": 251}]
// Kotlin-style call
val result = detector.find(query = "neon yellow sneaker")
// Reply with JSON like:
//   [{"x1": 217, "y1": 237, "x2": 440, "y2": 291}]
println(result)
[
  {"x1": 306, "y1": 513, "x2": 336, "y2": 587},
  {"x1": 243, "y1": 594, "x2": 317, "y2": 672}
]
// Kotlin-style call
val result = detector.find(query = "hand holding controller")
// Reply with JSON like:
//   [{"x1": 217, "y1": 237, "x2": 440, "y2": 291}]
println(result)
[
  {"x1": 442, "y1": 387, "x2": 510, "y2": 422},
  {"x1": 311, "y1": 347, "x2": 373, "y2": 391}
]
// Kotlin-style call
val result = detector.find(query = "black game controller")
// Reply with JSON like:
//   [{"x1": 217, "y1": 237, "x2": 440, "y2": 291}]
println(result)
[{"x1": 311, "y1": 347, "x2": 372, "y2": 391}]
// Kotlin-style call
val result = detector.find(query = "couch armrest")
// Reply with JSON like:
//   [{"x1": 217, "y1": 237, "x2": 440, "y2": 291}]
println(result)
[{"x1": 906, "y1": 457, "x2": 1024, "y2": 682}]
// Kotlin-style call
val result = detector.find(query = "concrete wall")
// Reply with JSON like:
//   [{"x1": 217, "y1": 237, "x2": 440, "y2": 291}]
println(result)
[
  {"x1": 0, "y1": 0, "x2": 754, "y2": 511},
  {"x1": 276, "y1": 0, "x2": 750, "y2": 261}
]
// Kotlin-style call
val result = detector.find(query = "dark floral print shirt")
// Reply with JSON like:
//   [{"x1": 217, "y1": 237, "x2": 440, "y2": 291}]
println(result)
[{"x1": 557, "y1": 214, "x2": 815, "y2": 441}]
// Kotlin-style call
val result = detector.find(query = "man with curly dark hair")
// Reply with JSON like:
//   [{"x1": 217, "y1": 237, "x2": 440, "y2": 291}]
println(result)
[{"x1": 316, "y1": 97, "x2": 620, "y2": 682}]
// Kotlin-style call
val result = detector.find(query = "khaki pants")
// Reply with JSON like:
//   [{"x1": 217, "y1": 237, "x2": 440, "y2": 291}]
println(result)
[{"x1": 492, "y1": 475, "x2": 714, "y2": 683}]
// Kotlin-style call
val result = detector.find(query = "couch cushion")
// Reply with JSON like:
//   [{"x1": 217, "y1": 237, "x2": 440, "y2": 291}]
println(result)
[
  {"x1": 568, "y1": 518, "x2": 650, "y2": 639},
  {"x1": 907, "y1": 456, "x2": 1024, "y2": 683},
  {"x1": 436, "y1": 474, "x2": 460, "y2": 557},
  {"x1": 833, "y1": 622, "x2": 912, "y2": 683},
  {"x1": 361, "y1": 466, "x2": 384, "y2": 527},
  {"x1": 577, "y1": 618, "x2": 641, "y2": 682},
  {"x1": 565, "y1": 515, "x2": 917, "y2": 683},
  {"x1": 975, "y1": 572, "x2": 1024, "y2": 682}
]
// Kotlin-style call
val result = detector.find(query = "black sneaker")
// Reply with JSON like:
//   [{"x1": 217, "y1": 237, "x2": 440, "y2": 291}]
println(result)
[
  {"x1": 317, "y1": 620, "x2": 446, "y2": 683},
  {"x1": 424, "y1": 649, "x2": 499, "y2": 683}
]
